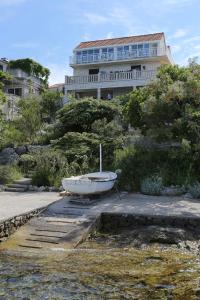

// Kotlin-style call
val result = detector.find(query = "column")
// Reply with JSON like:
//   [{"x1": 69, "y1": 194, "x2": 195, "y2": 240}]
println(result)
[
  {"x1": 63, "y1": 88, "x2": 68, "y2": 105},
  {"x1": 97, "y1": 88, "x2": 101, "y2": 99}
]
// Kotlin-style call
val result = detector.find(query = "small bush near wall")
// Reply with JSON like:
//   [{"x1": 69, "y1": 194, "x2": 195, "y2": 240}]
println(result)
[
  {"x1": 189, "y1": 182, "x2": 200, "y2": 199},
  {"x1": 0, "y1": 165, "x2": 21, "y2": 184},
  {"x1": 140, "y1": 176, "x2": 163, "y2": 196}
]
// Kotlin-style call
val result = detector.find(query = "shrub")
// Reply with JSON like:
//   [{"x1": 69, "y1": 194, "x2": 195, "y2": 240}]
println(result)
[
  {"x1": 19, "y1": 154, "x2": 36, "y2": 175},
  {"x1": 114, "y1": 144, "x2": 200, "y2": 191},
  {"x1": 31, "y1": 149, "x2": 90, "y2": 188},
  {"x1": 140, "y1": 175, "x2": 163, "y2": 196},
  {"x1": 31, "y1": 150, "x2": 69, "y2": 188},
  {"x1": 188, "y1": 182, "x2": 200, "y2": 199},
  {"x1": 0, "y1": 165, "x2": 21, "y2": 184}
]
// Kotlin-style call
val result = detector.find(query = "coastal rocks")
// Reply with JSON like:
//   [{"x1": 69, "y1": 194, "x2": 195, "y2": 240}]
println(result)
[{"x1": 137, "y1": 226, "x2": 188, "y2": 244}]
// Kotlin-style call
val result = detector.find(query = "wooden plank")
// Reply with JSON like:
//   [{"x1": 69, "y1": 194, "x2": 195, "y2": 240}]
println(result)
[
  {"x1": 35, "y1": 229, "x2": 70, "y2": 234},
  {"x1": 18, "y1": 244, "x2": 42, "y2": 249},
  {"x1": 63, "y1": 206, "x2": 90, "y2": 209},
  {"x1": 30, "y1": 233, "x2": 62, "y2": 238},
  {"x1": 26, "y1": 238, "x2": 59, "y2": 244}
]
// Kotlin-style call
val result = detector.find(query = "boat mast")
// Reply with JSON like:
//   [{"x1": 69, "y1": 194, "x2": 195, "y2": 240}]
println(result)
[{"x1": 100, "y1": 144, "x2": 102, "y2": 172}]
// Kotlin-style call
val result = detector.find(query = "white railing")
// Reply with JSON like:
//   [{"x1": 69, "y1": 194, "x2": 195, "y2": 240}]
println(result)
[
  {"x1": 70, "y1": 47, "x2": 167, "y2": 65},
  {"x1": 66, "y1": 70, "x2": 156, "y2": 85}
]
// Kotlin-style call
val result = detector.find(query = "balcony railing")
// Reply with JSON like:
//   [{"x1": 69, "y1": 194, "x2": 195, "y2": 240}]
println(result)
[
  {"x1": 70, "y1": 47, "x2": 167, "y2": 65},
  {"x1": 66, "y1": 70, "x2": 156, "y2": 85}
]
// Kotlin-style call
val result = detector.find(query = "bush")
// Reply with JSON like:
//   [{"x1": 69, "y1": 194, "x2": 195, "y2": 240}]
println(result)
[
  {"x1": 19, "y1": 154, "x2": 36, "y2": 175},
  {"x1": 31, "y1": 150, "x2": 69, "y2": 188},
  {"x1": 0, "y1": 165, "x2": 21, "y2": 184},
  {"x1": 188, "y1": 182, "x2": 200, "y2": 199},
  {"x1": 31, "y1": 149, "x2": 91, "y2": 188},
  {"x1": 140, "y1": 175, "x2": 163, "y2": 196},
  {"x1": 114, "y1": 144, "x2": 200, "y2": 191}
]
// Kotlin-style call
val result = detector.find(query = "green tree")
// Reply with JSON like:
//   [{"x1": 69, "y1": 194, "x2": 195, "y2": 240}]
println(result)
[
  {"x1": 40, "y1": 90, "x2": 63, "y2": 122},
  {"x1": 14, "y1": 97, "x2": 43, "y2": 143},
  {"x1": 117, "y1": 62, "x2": 200, "y2": 188},
  {"x1": 123, "y1": 64, "x2": 200, "y2": 143},
  {"x1": 56, "y1": 98, "x2": 121, "y2": 135}
]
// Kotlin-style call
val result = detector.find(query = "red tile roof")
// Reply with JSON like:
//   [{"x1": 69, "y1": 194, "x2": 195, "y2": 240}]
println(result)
[{"x1": 75, "y1": 32, "x2": 164, "y2": 49}]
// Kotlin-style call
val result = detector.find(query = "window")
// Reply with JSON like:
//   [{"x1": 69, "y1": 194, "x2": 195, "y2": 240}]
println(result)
[
  {"x1": 102, "y1": 48, "x2": 108, "y2": 60},
  {"x1": 76, "y1": 51, "x2": 82, "y2": 64},
  {"x1": 108, "y1": 48, "x2": 114, "y2": 60},
  {"x1": 117, "y1": 46, "x2": 129, "y2": 59},
  {"x1": 143, "y1": 43, "x2": 149, "y2": 56},
  {"x1": 8, "y1": 88, "x2": 15, "y2": 95},
  {"x1": 89, "y1": 69, "x2": 99, "y2": 75},
  {"x1": 82, "y1": 51, "x2": 87, "y2": 63},
  {"x1": 15, "y1": 88, "x2": 22, "y2": 96},
  {"x1": 7, "y1": 88, "x2": 22, "y2": 96},
  {"x1": 0, "y1": 65, "x2": 3, "y2": 71},
  {"x1": 131, "y1": 65, "x2": 141, "y2": 71},
  {"x1": 151, "y1": 43, "x2": 158, "y2": 56},
  {"x1": 94, "y1": 49, "x2": 100, "y2": 61},
  {"x1": 131, "y1": 45, "x2": 138, "y2": 57}
]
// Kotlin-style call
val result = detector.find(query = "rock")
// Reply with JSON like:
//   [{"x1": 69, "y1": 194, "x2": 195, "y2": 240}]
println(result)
[
  {"x1": 137, "y1": 226, "x2": 188, "y2": 245},
  {"x1": 38, "y1": 186, "x2": 45, "y2": 192},
  {"x1": 49, "y1": 186, "x2": 58, "y2": 192},
  {"x1": 27, "y1": 145, "x2": 51, "y2": 153},
  {"x1": 161, "y1": 187, "x2": 184, "y2": 196},
  {"x1": 15, "y1": 145, "x2": 27, "y2": 155},
  {"x1": 0, "y1": 185, "x2": 5, "y2": 192},
  {"x1": 59, "y1": 185, "x2": 64, "y2": 192},
  {"x1": 59, "y1": 191, "x2": 70, "y2": 196},
  {"x1": 183, "y1": 193, "x2": 193, "y2": 199},
  {"x1": 0, "y1": 148, "x2": 19, "y2": 165}
]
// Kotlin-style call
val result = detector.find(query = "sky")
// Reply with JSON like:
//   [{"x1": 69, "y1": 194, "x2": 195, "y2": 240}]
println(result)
[{"x1": 0, "y1": 0, "x2": 200, "y2": 84}]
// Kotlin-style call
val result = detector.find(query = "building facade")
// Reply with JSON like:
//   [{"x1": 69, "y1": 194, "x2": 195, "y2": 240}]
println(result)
[
  {"x1": 0, "y1": 58, "x2": 43, "y2": 119},
  {"x1": 49, "y1": 83, "x2": 65, "y2": 94},
  {"x1": 65, "y1": 32, "x2": 173, "y2": 101}
]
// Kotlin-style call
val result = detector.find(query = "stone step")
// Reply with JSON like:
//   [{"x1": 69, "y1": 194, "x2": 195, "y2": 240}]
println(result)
[
  {"x1": 7, "y1": 183, "x2": 29, "y2": 189},
  {"x1": 13, "y1": 178, "x2": 32, "y2": 185},
  {"x1": 5, "y1": 187, "x2": 27, "y2": 192}
]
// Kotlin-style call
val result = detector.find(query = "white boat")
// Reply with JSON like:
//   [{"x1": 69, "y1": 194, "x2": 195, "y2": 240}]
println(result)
[
  {"x1": 62, "y1": 171, "x2": 117, "y2": 195},
  {"x1": 62, "y1": 145, "x2": 117, "y2": 195}
]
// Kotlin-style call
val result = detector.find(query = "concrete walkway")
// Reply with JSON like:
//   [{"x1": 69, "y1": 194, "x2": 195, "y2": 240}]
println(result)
[
  {"x1": 0, "y1": 192, "x2": 61, "y2": 222},
  {"x1": 1, "y1": 192, "x2": 200, "y2": 256}
]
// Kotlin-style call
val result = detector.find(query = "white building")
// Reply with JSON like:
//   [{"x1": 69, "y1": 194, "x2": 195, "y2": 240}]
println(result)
[
  {"x1": 49, "y1": 83, "x2": 65, "y2": 94},
  {"x1": 0, "y1": 58, "x2": 44, "y2": 119},
  {"x1": 0, "y1": 58, "x2": 43, "y2": 98},
  {"x1": 65, "y1": 32, "x2": 173, "y2": 100}
]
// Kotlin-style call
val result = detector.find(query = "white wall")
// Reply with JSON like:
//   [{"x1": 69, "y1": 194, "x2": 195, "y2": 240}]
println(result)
[{"x1": 73, "y1": 61, "x2": 161, "y2": 76}]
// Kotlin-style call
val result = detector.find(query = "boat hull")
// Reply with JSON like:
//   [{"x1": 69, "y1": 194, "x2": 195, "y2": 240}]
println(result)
[{"x1": 62, "y1": 172, "x2": 117, "y2": 195}]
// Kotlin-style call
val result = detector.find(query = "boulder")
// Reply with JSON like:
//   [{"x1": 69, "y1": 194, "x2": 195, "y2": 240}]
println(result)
[
  {"x1": 161, "y1": 186, "x2": 184, "y2": 196},
  {"x1": 15, "y1": 145, "x2": 28, "y2": 155},
  {"x1": 0, "y1": 148, "x2": 19, "y2": 165}
]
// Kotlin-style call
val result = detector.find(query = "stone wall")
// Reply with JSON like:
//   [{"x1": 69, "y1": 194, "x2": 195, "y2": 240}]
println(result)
[
  {"x1": 0, "y1": 207, "x2": 46, "y2": 240},
  {"x1": 98, "y1": 213, "x2": 200, "y2": 233}
]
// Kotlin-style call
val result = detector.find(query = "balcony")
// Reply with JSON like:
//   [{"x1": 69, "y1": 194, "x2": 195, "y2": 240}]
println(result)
[
  {"x1": 70, "y1": 47, "x2": 169, "y2": 66},
  {"x1": 65, "y1": 70, "x2": 156, "y2": 90}
]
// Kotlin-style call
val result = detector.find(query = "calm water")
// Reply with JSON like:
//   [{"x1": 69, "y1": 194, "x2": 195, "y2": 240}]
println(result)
[{"x1": 0, "y1": 237, "x2": 200, "y2": 299}]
